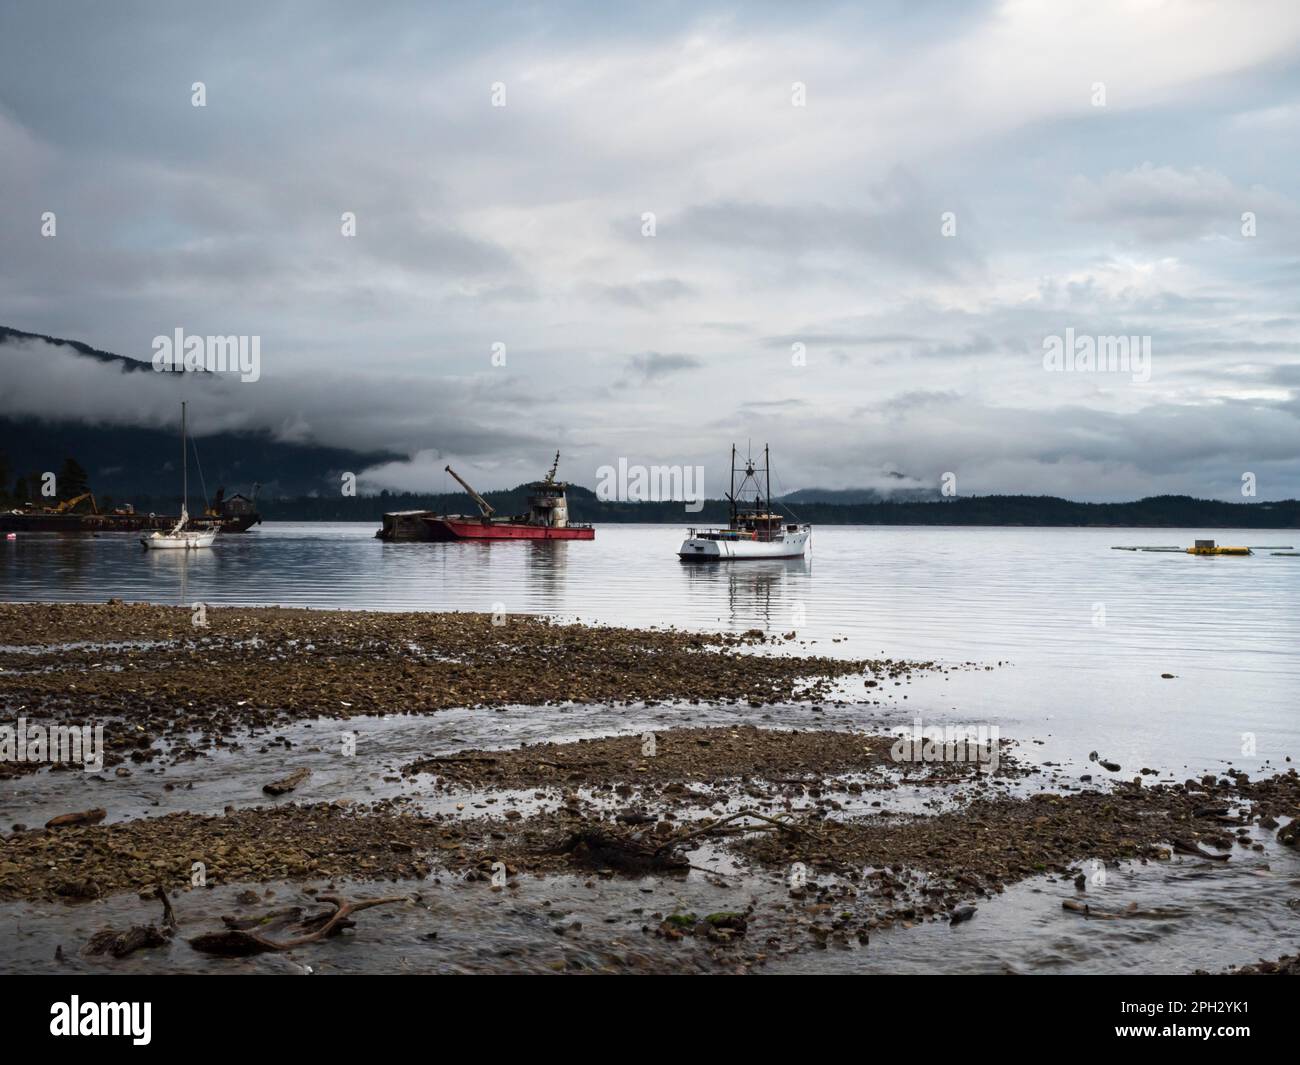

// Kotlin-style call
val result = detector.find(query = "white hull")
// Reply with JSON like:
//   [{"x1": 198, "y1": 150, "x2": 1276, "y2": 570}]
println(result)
[
  {"x1": 679, "y1": 527, "x2": 810, "y2": 560},
  {"x1": 141, "y1": 529, "x2": 216, "y2": 550}
]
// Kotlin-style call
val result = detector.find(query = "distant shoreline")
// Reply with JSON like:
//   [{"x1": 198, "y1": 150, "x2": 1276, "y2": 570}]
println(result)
[
  {"x1": 251, "y1": 492, "x2": 1300, "y2": 529},
  {"x1": 7, "y1": 488, "x2": 1298, "y2": 529}
]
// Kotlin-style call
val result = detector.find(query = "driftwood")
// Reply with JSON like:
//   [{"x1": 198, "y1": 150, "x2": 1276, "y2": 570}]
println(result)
[
  {"x1": 84, "y1": 885, "x2": 177, "y2": 958},
  {"x1": 555, "y1": 828, "x2": 691, "y2": 874},
  {"x1": 424, "y1": 755, "x2": 499, "y2": 764},
  {"x1": 46, "y1": 808, "x2": 107, "y2": 829},
  {"x1": 263, "y1": 768, "x2": 311, "y2": 796},
  {"x1": 221, "y1": 905, "x2": 305, "y2": 931},
  {"x1": 1171, "y1": 838, "x2": 1231, "y2": 861},
  {"x1": 155, "y1": 884, "x2": 178, "y2": 932},
  {"x1": 549, "y1": 809, "x2": 824, "y2": 878},
  {"x1": 656, "y1": 808, "x2": 829, "y2": 854},
  {"x1": 188, "y1": 894, "x2": 408, "y2": 956},
  {"x1": 1062, "y1": 898, "x2": 1185, "y2": 920},
  {"x1": 85, "y1": 924, "x2": 169, "y2": 958}
]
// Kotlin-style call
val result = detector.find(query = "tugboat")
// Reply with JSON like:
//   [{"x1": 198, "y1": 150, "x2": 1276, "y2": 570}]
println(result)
[
  {"x1": 678, "y1": 445, "x2": 810, "y2": 561},
  {"x1": 377, "y1": 452, "x2": 595, "y2": 542}
]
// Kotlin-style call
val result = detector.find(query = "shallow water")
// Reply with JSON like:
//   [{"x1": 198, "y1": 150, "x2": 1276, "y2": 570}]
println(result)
[
  {"x1": 2, "y1": 522, "x2": 1298, "y2": 973},
  {"x1": 4, "y1": 828, "x2": 1296, "y2": 976},
  {"x1": 2, "y1": 522, "x2": 1296, "y2": 772},
  {"x1": 0, "y1": 697, "x2": 1038, "y2": 830}
]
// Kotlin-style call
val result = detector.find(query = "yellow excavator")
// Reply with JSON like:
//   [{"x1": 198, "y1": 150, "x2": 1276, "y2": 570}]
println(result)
[
  {"x1": 48, "y1": 491, "x2": 99, "y2": 515},
  {"x1": 204, "y1": 487, "x2": 227, "y2": 521}
]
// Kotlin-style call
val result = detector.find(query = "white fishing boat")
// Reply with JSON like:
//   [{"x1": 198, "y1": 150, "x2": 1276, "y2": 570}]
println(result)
[
  {"x1": 141, "y1": 402, "x2": 217, "y2": 550},
  {"x1": 678, "y1": 445, "x2": 810, "y2": 561}
]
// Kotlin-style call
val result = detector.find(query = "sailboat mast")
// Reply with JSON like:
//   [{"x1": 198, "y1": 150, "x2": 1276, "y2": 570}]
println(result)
[{"x1": 181, "y1": 401, "x2": 187, "y2": 517}]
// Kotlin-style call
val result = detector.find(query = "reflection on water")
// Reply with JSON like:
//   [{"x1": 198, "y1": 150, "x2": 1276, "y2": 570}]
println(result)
[
  {"x1": 3, "y1": 523, "x2": 1300, "y2": 974},
  {"x1": 2, "y1": 522, "x2": 1298, "y2": 771},
  {"x1": 0, "y1": 699, "x2": 918, "y2": 830},
  {"x1": 680, "y1": 556, "x2": 810, "y2": 630}
]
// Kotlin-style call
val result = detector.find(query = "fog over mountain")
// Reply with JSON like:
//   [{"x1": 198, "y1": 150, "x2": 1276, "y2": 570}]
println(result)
[{"x1": 2, "y1": 1, "x2": 1299, "y2": 501}]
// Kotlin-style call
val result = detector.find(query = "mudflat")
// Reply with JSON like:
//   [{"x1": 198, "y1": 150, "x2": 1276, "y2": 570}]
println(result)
[{"x1": 1, "y1": 602, "x2": 1296, "y2": 973}]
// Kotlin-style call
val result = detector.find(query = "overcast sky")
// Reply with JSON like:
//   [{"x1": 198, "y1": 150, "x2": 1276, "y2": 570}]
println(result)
[{"x1": 2, "y1": 0, "x2": 1298, "y2": 500}]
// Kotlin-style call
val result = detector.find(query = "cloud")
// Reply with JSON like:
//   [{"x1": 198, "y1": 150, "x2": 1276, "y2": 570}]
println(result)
[
  {"x1": 0, "y1": 337, "x2": 548, "y2": 476},
  {"x1": 1, "y1": 3, "x2": 1299, "y2": 500},
  {"x1": 672, "y1": 170, "x2": 983, "y2": 280},
  {"x1": 1067, "y1": 164, "x2": 1294, "y2": 243},
  {"x1": 626, "y1": 351, "x2": 705, "y2": 381},
  {"x1": 588, "y1": 277, "x2": 696, "y2": 309}
]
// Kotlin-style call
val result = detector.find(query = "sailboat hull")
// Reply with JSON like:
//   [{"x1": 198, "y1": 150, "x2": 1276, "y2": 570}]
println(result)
[
  {"x1": 139, "y1": 525, "x2": 215, "y2": 548},
  {"x1": 141, "y1": 530, "x2": 217, "y2": 550}
]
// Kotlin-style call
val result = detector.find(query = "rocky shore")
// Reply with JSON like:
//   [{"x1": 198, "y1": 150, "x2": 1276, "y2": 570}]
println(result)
[
  {"x1": 0, "y1": 602, "x2": 935, "y2": 778},
  {"x1": 2, "y1": 602, "x2": 1297, "y2": 973},
  {"x1": 2, "y1": 726, "x2": 1296, "y2": 965}
]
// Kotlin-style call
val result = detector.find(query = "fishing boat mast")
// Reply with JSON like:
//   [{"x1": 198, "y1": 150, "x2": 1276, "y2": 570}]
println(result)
[
  {"x1": 765, "y1": 443, "x2": 771, "y2": 515},
  {"x1": 726, "y1": 443, "x2": 774, "y2": 527},
  {"x1": 728, "y1": 444, "x2": 737, "y2": 526}
]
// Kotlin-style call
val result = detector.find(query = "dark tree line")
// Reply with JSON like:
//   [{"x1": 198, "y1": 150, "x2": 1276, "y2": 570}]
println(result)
[
  {"x1": 246, "y1": 487, "x2": 1300, "y2": 528},
  {"x1": 3, "y1": 456, "x2": 1296, "y2": 527},
  {"x1": 0, "y1": 454, "x2": 93, "y2": 507}
]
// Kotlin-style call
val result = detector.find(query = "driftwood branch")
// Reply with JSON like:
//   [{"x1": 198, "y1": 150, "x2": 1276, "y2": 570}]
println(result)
[
  {"x1": 1171, "y1": 838, "x2": 1231, "y2": 861},
  {"x1": 548, "y1": 808, "x2": 825, "y2": 878},
  {"x1": 154, "y1": 884, "x2": 177, "y2": 932},
  {"x1": 83, "y1": 885, "x2": 177, "y2": 959},
  {"x1": 188, "y1": 894, "x2": 408, "y2": 956},
  {"x1": 1062, "y1": 899, "x2": 1186, "y2": 920},
  {"x1": 656, "y1": 808, "x2": 829, "y2": 855}
]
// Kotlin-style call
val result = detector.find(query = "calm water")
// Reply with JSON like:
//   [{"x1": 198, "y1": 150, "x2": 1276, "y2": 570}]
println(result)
[
  {"x1": 1, "y1": 522, "x2": 1296, "y2": 773},
  {"x1": 2, "y1": 521, "x2": 1299, "y2": 974}
]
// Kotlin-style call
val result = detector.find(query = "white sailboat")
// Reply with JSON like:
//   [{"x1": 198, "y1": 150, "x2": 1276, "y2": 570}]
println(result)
[
  {"x1": 141, "y1": 402, "x2": 217, "y2": 550},
  {"x1": 678, "y1": 444, "x2": 811, "y2": 560}
]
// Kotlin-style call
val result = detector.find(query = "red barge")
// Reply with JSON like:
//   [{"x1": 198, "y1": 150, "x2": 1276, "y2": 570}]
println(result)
[{"x1": 377, "y1": 453, "x2": 595, "y2": 542}]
